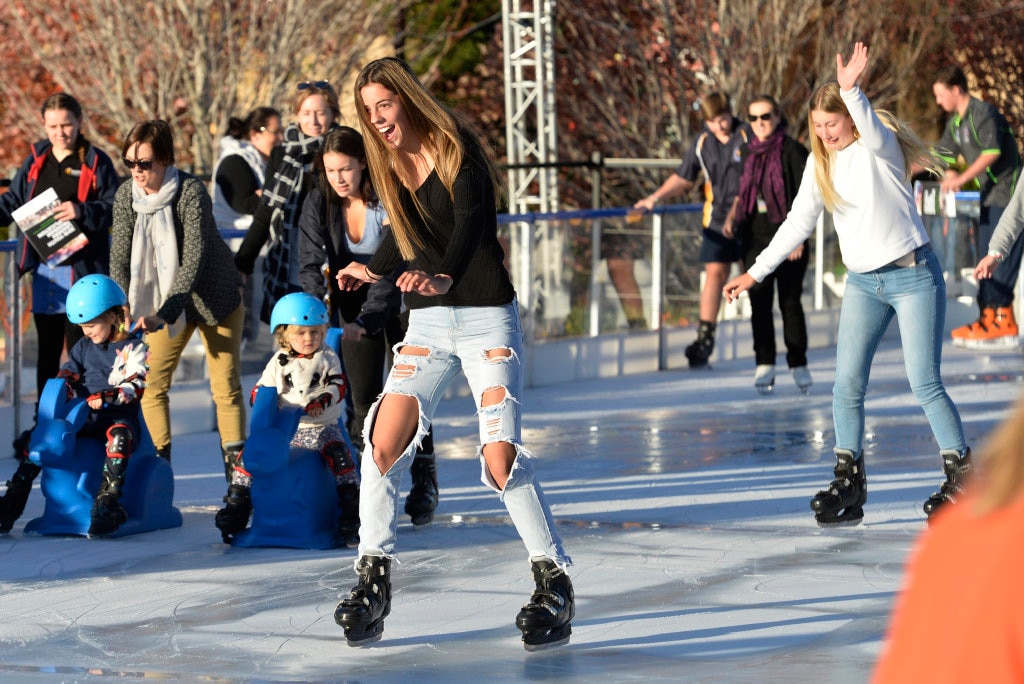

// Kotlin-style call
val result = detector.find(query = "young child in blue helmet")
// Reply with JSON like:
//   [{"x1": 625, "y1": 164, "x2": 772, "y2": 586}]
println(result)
[
  {"x1": 0, "y1": 275, "x2": 149, "y2": 537},
  {"x1": 216, "y1": 292, "x2": 359, "y2": 545}
]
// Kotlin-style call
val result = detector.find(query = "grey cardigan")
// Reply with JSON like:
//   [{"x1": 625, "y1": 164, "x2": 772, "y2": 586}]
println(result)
[{"x1": 110, "y1": 172, "x2": 241, "y2": 326}]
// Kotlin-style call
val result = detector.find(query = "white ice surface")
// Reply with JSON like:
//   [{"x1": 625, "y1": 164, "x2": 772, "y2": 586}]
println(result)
[{"x1": 0, "y1": 334, "x2": 1020, "y2": 683}]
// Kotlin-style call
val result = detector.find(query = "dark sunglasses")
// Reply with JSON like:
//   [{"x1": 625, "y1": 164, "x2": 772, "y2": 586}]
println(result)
[
  {"x1": 747, "y1": 112, "x2": 774, "y2": 122},
  {"x1": 123, "y1": 158, "x2": 155, "y2": 171},
  {"x1": 297, "y1": 80, "x2": 330, "y2": 91}
]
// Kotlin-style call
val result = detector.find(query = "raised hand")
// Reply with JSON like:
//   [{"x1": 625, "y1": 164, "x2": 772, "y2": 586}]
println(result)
[{"x1": 837, "y1": 42, "x2": 868, "y2": 91}]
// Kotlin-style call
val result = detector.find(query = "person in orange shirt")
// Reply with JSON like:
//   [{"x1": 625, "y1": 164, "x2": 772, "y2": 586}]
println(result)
[{"x1": 873, "y1": 395, "x2": 1024, "y2": 682}]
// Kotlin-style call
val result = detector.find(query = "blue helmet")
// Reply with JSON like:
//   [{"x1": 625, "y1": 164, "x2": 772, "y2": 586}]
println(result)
[
  {"x1": 66, "y1": 275, "x2": 127, "y2": 324},
  {"x1": 270, "y1": 292, "x2": 329, "y2": 331}
]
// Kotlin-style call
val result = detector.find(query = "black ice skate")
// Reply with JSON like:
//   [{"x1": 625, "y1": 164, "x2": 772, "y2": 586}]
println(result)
[
  {"x1": 404, "y1": 456, "x2": 438, "y2": 526},
  {"x1": 88, "y1": 493, "x2": 127, "y2": 537},
  {"x1": 0, "y1": 460, "x2": 41, "y2": 533},
  {"x1": 685, "y1": 321, "x2": 715, "y2": 369},
  {"x1": 810, "y1": 449, "x2": 866, "y2": 526},
  {"x1": 334, "y1": 555, "x2": 391, "y2": 646},
  {"x1": 215, "y1": 484, "x2": 252, "y2": 543},
  {"x1": 923, "y1": 448, "x2": 972, "y2": 520},
  {"x1": 336, "y1": 482, "x2": 360, "y2": 548},
  {"x1": 516, "y1": 558, "x2": 575, "y2": 651}
]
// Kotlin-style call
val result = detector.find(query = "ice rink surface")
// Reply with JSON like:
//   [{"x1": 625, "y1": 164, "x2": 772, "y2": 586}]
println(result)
[{"x1": 0, "y1": 334, "x2": 1020, "y2": 683}]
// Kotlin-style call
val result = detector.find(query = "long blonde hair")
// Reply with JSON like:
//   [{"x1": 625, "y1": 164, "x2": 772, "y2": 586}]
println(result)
[
  {"x1": 354, "y1": 57, "x2": 502, "y2": 260},
  {"x1": 974, "y1": 395, "x2": 1024, "y2": 515},
  {"x1": 808, "y1": 82, "x2": 941, "y2": 212}
]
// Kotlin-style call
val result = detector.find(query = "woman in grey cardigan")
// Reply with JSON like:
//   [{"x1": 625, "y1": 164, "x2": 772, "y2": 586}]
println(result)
[{"x1": 110, "y1": 120, "x2": 247, "y2": 517}]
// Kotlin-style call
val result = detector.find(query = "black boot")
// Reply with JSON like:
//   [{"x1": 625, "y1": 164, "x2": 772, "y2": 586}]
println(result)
[
  {"x1": 0, "y1": 460, "x2": 42, "y2": 533},
  {"x1": 810, "y1": 448, "x2": 867, "y2": 526},
  {"x1": 923, "y1": 448, "x2": 972, "y2": 520},
  {"x1": 334, "y1": 555, "x2": 392, "y2": 646},
  {"x1": 156, "y1": 445, "x2": 171, "y2": 463},
  {"x1": 516, "y1": 559, "x2": 575, "y2": 651},
  {"x1": 222, "y1": 441, "x2": 246, "y2": 483},
  {"x1": 215, "y1": 483, "x2": 251, "y2": 544},
  {"x1": 89, "y1": 427, "x2": 134, "y2": 538},
  {"x1": 336, "y1": 482, "x2": 360, "y2": 548},
  {"x1": 684, "y1": 320, "x2": 716, "y2": 368},
  {"x1": 404, "y1": 455, "x2": 438, "y2": 526}
]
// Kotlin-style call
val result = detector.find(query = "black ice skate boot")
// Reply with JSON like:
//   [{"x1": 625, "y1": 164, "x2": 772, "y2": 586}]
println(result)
[
  {"x1": 336, "y1": 482, "x2": 360, "y2": 548},
  {"x1": 89, "y1": 426, "x2": 133, "y2": 537},
  {"x1": 215, "y1": 484, "x2": 252, "y2": 544},
  {"x1": 684, "y1": 320, "x2": 716, "y2": 369},
  {"x1": 404, "y1": 454, "x2": 438, "y2": 526},
  {"x1": 810, "y1": 448, "x2": 867, "y2": 526},
  {"x1": 334, "y1": 555, "x2": 392, "y2": 646},
  {"x1": 516, "y1": 558, "x2": 575, "y2": 651},
  {"x1": 923, "y1": 448, "x2": 972, "y2": 520},
  {"x1": 0, "y1": 459, "x2": 42, "y2": 533}
]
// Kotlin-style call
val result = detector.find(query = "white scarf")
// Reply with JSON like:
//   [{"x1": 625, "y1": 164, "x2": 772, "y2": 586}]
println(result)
[{"x1": 129, "y1": 166, "x2": 183, "y2": 336}]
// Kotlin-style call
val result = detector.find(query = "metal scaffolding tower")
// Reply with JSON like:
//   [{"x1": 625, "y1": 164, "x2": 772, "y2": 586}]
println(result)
[
  {"x1": 502, "y1": 0, "x2": 558, "y2": 214},
  {"x1": 502, "y1": 0, "x2": 570, "y2": 334}
]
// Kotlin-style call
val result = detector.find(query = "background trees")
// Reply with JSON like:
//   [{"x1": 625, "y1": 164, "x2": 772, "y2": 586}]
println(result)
[
  {"x1": 0, "y1": 0, "x2": 1021, "y2": 212},
  {"x1": 0, "y1": 0, "x2": 405, "y2": 175}
]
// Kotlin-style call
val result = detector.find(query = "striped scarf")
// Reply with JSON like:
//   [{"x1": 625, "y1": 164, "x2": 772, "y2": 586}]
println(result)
[{"x1": 259, "y1": 123, "x2": 326, "y2": 322}]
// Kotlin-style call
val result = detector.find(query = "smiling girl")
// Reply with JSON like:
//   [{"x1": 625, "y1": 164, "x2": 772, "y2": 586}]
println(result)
[{"x1": 724, "y1": 43, "x2": 971, "y2": 526}]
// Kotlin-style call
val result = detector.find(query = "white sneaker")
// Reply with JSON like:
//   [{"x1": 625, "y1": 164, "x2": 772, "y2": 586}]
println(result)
[
  {"x1": 791, "y1": 366, "x2": 813, "y2": 393},
  {"x1": 754, "y1": 365, "x2": 775, "y2": 393}
]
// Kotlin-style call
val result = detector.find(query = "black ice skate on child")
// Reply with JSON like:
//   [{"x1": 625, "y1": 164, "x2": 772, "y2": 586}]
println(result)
[
  {"x1": 516, "y1": 558, "x2": 575, "y2": 651},
  {"x1": 88, "y1": 425, "x2": 133, "y2": 538},
  {"x1": 335, "y1": 555, "x2": 391, "y2": 646},
  {"x1": 685, "y1": 321, "x2": 716, "y2": 369},
  {"x1": 215, "y1": 484, "x2": 252, "y2": 543},
  {"x1": 810, "y1": 449, "x2": 866, "y2": 526}
]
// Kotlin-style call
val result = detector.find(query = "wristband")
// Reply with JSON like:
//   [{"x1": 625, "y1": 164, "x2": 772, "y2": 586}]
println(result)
[{"x1": 988, "y1": 250, "x2": 1004, "y2": 262}]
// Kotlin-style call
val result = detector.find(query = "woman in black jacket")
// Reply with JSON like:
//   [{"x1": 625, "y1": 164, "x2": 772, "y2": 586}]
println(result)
[{"x1": 725, "y1": 95, "x2": 812, "y2": 393}]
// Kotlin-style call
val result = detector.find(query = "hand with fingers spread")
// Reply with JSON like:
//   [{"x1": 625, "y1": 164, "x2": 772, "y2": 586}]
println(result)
[{"x1": 837, "y1": 42, "x2": 869, "y2": 91}]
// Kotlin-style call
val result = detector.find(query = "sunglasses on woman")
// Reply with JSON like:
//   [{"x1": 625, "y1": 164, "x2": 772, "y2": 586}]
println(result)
[
  {"x1": 297, "y1": 80, "x2": 330, "y2": 91},
  {"x1": 123, "y1": 158, "x2": 155, "y2": 171},
  {"x1": 747, "y1": 112, "x2": 774, "y2": 122}
]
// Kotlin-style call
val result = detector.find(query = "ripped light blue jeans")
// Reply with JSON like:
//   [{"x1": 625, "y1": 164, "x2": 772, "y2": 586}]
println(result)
[
  {"x1": 357, "y1": 300, "x2": 571, "y2": 566},
  {"x1": 834, "y1": 244, "x2": 967, "y2": 455}
]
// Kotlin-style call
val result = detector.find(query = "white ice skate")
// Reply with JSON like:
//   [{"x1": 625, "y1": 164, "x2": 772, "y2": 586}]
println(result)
[
  {"x1": 791, "y1": 366, "x2": 813, "y2": 394},
  {"x1": 754, "y1": 365, "x2": 775, "y2": 394}
]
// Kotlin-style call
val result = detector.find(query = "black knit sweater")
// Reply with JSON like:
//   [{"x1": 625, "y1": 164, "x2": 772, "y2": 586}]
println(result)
[{"x1": 366, "y1": 136, "x2": 515, "y2": 309}]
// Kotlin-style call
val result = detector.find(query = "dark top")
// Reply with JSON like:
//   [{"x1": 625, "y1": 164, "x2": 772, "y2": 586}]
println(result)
[
  {"x1": 736, "y1": 135, "x2": 809, "y2": 229},
  {"x1": 297, "y1": 186, "x2": 401, "y2": 326},
  {"x1": 62, "y1": 336, "x2": 145, "y2": 426},
  {"x1": 366, "y1": 135, "x2": 515, "y2": 309},
  {"x1": 215, "y1": 155, "x2": 262, "y2": 215},
  {"x1": 675, "y1": 118, "x2": 751, "y2": 233},
  {"x1": 110, "y1": 172, "x2": 242, "y2": 326},
  {"x1": 0, "y1": 137, "x2": 119, "y2": 279},
  {"x1": 935, "y1": 96, "x2": 1021, "y2": 207}
]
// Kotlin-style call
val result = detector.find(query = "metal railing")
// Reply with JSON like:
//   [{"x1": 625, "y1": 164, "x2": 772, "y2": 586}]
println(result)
[{"x1": 0, "y1": 187, "x2": 987, "y2": 416}]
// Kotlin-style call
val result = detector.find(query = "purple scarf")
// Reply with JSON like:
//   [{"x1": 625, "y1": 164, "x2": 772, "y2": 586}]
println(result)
[{"x1": 736, "y1": 128, "x2": 787, "y2": 224}]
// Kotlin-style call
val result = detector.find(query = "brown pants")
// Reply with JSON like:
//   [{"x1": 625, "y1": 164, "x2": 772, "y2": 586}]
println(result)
[{"x1": 141, "y1": 305, "x2": 246, "y2": 451}]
